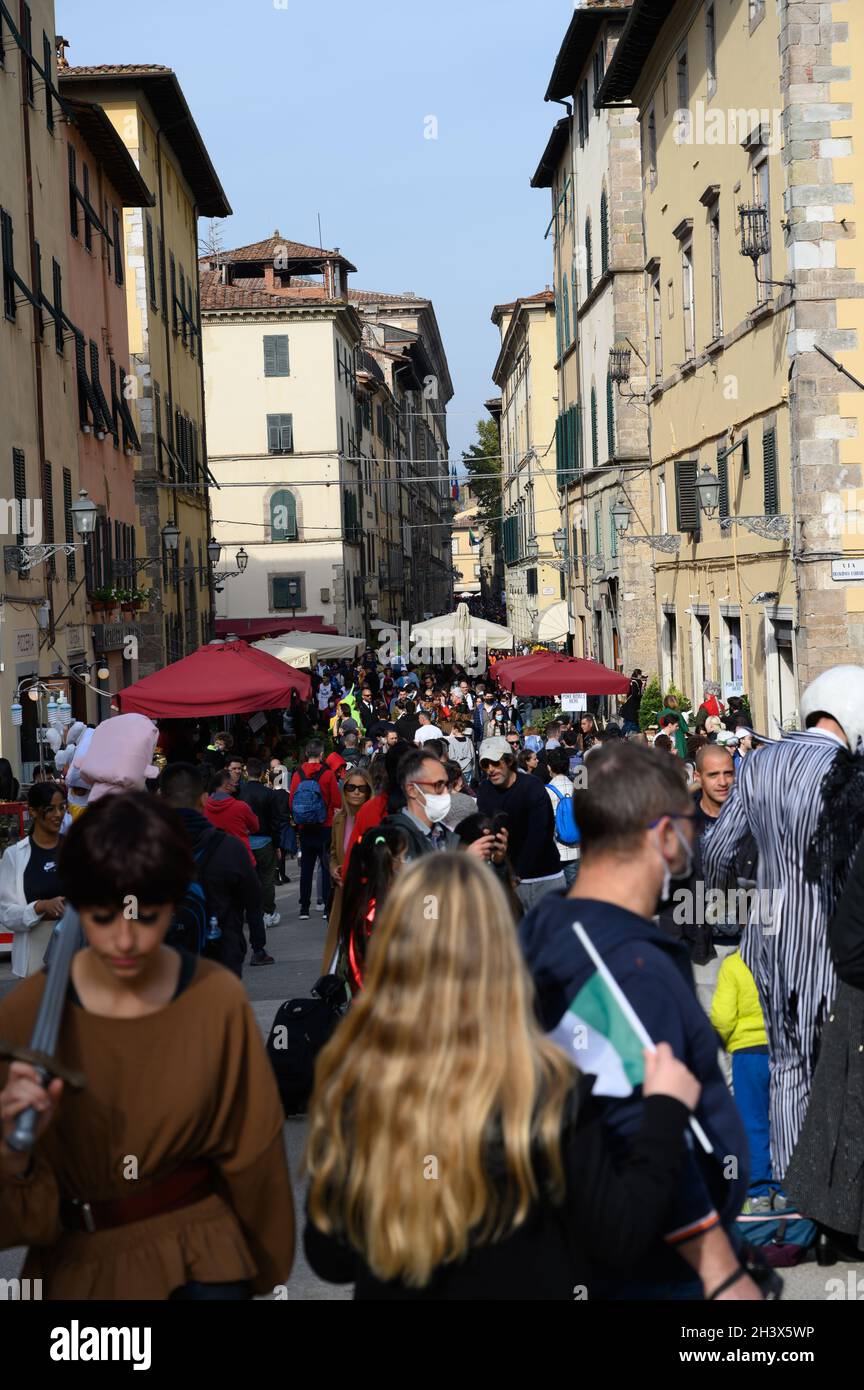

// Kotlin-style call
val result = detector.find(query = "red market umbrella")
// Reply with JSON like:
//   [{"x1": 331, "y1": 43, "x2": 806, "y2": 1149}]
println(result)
[
  {"x1": 495, "y1": 652, "x2": 569, "y2": 689},
  {"x1": 117, "y1": 641, "x2": 311, "y2": 718},
  {"x1": 498, "y1": 653, "x2": 630, "y2": 697}
]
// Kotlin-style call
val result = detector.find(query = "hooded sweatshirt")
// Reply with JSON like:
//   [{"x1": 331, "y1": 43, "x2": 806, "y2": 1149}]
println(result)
[{"x1": 204, "y1": 792, "x2": 259, "y2": 862}]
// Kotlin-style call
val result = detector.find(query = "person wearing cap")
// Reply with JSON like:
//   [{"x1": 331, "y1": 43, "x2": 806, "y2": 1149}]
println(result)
[
  {"x1": 702, "y1": 665, "x2": 864, "y2": 1180},
  {"x1": 476, "y1": 736, "x2": 564, "y2": 910}
]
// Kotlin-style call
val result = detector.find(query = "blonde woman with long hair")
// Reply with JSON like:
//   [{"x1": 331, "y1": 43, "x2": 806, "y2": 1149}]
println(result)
[{"x1": 304, "y1": 854, "x2": 700, "y2": 1299}]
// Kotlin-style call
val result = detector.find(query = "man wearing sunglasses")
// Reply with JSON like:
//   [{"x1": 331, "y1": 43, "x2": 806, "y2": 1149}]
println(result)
[
  {"x1": 476, "y1": 736, "x2": 564, "y2": 909},
  {"x1": 383, "y1": 751, "x2": 506, "y2": 864},
  {"x1": 519, "y1": 741, "x2": 759, "y2": 1303}
]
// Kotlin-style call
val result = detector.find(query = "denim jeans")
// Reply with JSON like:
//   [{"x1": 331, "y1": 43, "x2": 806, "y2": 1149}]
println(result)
[{"x1": 298, "y1": 825, "x2": 332, "y2": 914}]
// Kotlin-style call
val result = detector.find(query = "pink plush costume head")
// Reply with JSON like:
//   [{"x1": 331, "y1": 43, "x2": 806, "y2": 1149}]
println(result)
[{"x1": 71, "y1": 713, "x2": 160, "y2": 802}]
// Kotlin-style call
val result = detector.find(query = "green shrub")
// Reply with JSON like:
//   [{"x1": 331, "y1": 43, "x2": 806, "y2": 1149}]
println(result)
[{"x1": 639, "y1": 675, "x2": 662, "y2": 731}]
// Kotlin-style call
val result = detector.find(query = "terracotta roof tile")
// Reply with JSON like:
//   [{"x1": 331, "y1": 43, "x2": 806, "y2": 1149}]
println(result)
[
  {"x1": 63, "y1": 64, "x2": 172, "y2": 76},
  {"x1": 209, "y1": 236, "x2": 351, "y2": 265}
]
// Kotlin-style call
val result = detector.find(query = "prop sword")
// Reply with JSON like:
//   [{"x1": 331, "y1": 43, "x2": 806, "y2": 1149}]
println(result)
[{"x1": 0, "y1": 906, "x2": 86, "y2": 1154}]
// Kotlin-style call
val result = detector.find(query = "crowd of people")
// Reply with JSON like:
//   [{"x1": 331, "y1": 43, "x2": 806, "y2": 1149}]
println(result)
[{"x1": 1, "y1": 650, "x2": 863, "y2": 1301}]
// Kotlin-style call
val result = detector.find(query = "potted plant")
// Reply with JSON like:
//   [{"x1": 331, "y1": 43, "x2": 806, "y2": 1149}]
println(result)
[
  {"x1": 89, "y1": 585, "x2": 117, "y2": 614},
  {"x1": 116, "y1": 589, "x2": 135, "y2": 617}
]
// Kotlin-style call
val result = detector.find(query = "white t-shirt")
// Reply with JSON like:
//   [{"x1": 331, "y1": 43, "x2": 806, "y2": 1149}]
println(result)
[{"x1": 415, "y1": 723, "x2": 444, "y2": 745}]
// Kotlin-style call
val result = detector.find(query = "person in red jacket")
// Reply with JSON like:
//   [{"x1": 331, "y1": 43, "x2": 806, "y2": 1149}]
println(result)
[
  {"x1": 289, "y1": 740, "x2": 342, "y2": 920},
  {"x1": 204, "y1": 768, "x2": 259, "y2": 864}
]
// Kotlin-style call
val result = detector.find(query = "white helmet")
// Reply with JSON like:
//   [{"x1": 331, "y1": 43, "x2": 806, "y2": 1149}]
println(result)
[{"x1": 799, "y1": 665, "x2": 864, "y2": 752}]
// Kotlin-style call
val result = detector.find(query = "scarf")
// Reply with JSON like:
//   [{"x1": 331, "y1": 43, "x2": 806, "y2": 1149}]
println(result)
[{"x1": 804, "y1": 745, "x2": 864, "y2": 899}]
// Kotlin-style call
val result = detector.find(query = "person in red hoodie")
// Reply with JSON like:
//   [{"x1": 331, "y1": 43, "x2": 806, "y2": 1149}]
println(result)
[
  {"x1": 289, "y1": 740, "x2": 342, "y2": 921},
  {"x1": 204, "y1": 768, "x2": 259, "y2": 864}
]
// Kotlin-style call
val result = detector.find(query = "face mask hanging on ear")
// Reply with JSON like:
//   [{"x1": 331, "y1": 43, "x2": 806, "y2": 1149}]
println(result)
[{"x1": 656, "y1": 820, "x2": 694, "y2": 902}]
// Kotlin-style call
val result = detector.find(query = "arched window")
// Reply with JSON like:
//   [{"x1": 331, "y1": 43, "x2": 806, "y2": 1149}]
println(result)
[
  {"x1": 585, "y1": 217, "x2": 593, "y2": 295},
  {"x1": 562, "y1": 277, "x2": 571, "y2": 346},
  {"x1": 600, "y1": 190, "x2": 609, "y2": 274},
  {"x1": 270, "y1": 488, "x2": 298, "y2": 541},
  {"x1": 590, "y1": 386, "x2": 599, "y2": 468}
]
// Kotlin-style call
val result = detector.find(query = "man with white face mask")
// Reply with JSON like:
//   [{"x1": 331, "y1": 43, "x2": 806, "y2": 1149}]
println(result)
[
  {"x1": 519, "y1": 742, "x2": 761, "y2": 1303},
  {"x1": 384, "y1": 751, "x2": 504, "y2": 864}
]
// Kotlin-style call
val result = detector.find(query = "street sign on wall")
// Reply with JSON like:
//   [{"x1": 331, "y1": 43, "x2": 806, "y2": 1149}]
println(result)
[{"x1": 832, "y1": 559, "x2": 864, "y2": 581}]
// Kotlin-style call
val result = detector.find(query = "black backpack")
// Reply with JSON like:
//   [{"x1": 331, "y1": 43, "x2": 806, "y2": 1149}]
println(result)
[{"x1": 265, "y1": 975, "x2": 349, "y2": 1116}]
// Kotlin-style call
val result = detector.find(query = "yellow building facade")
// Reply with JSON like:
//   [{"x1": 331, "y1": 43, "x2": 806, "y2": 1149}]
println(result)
[
  {"x1": 492, "y1": 293, "x2": 567, "y2": 646},
  {"x1": 59, "y1": 63, "x2": 231, "y2": 675}
]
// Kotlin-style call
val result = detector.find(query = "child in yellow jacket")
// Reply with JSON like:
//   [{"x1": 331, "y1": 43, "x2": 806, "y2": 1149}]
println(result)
[{"x1": 711, "y1": 950, "x2": 776, "y2": 1197}]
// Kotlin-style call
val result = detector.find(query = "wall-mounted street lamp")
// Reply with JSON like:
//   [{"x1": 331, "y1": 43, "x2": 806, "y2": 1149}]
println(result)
[
  {"x1": 695, "y1": 464, "x2": 722, "y2": 517},
  {"x1": 4, "y1": 488, "x2": 97, "y2": 573},
  {"x1": 738, "y1": 204, "x2": 793, "y2": 290},
  {"x1": 614, "y1": 491, "x2": 682, "y2": 554}
]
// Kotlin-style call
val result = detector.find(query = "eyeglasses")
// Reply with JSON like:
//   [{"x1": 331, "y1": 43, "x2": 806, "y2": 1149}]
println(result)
[
  {"x1": 345, "y1": 783, "x2": 368, "y2": 793},
  {"x1": 412, "y1": 779, "x2": 448, "y2": 794}
]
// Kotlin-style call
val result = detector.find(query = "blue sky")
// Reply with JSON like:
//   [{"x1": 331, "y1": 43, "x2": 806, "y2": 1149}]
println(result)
[{"x1": 58, "y1": 0, "x2": 571, "y2": 461}]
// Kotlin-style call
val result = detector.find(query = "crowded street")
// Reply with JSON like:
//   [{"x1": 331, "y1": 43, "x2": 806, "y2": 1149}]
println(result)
[{"x1": 5, "y1": 0, "x2": 864, "y2": 1370}]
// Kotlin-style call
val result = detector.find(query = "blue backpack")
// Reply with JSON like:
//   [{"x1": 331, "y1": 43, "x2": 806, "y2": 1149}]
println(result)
[
  {"x1": 549, "y1": 784, "x2": 581, "y2": 848},
  {"x1": 292, "y1": 767, "x2": 327, "y2": 825},
  {"x1": 166, "y1": 829, "x2": 224, "y2": 955}
]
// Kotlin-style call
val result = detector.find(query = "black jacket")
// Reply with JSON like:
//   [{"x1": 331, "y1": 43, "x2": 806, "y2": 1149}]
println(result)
[
  {"x1": 176, "y1": 807, "x2": 263, "y2": 974},
  {"x1": 477, "y1": 771, "x2": 561, "y2": 880},
  {"x1": 304, "y1": 1079, "x2": 689, "y2": 1299},
  {"x1": 829, "y1": 834, "x2": 864, "y2": 989},
  {"x1": 238, "y1": 779, "x2": 286, "y2": 843}
]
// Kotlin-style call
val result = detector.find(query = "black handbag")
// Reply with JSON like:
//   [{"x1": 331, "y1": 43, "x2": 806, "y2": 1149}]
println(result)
[{"x1": 265, "y1": 974, "x2": 349, "y2": 1117}]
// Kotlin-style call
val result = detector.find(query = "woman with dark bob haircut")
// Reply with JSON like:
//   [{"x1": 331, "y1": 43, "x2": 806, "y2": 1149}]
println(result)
[{"x1": 0, "y1": 793, "x2": 294, "y2": 1301}]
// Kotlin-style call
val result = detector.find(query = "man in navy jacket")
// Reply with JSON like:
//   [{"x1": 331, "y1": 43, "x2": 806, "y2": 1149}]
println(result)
[{"x1": 519, "y1": 741, "x2": 761, "y2": 1301}]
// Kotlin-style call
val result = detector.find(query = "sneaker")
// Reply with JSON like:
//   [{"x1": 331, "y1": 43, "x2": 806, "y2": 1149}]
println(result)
[
  {"x1": 263, "y1": 912, "x2": 281, "y2": 927},
  {"x1": 316, "y1": 901, "x2": 326, "y2": 912},
  {"x1": 250, "y1": 950, "x2": 275, "y2": 966},
  {"x1": 299, "y1": 912, "x2": 310, "y2": 920}
]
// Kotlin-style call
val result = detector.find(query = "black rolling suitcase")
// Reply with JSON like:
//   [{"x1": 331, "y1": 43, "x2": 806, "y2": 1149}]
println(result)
[{"x1": 265, "y1": 974, "x2": 349, "y2": 1116}]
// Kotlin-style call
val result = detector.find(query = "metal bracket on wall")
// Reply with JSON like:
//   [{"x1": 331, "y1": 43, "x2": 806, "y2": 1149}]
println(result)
[
  {"x1": 621, "y1": 534, "x2": 682, "y2": 554},
  {"x1": 719, "y1": 516, "x2": 790, "y2": 541}
]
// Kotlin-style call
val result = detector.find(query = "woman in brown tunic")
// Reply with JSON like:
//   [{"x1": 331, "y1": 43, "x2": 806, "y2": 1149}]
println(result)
[{"x1": 0, "y1": 792, "x2": 294, "y2": 1300}]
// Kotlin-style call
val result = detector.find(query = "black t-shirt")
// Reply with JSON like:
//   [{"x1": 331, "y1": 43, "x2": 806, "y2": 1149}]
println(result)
[
  {"x1": 66, "y1": 946, "x2": 196, "y2": 1005},
  {"x1": 23, "y1": 837, "x2": 62, "y2": 905}
]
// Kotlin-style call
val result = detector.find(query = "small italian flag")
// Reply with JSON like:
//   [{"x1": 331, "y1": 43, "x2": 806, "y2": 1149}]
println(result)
[
  {"x1": 551, "y1": 972, "x2": 645, "y2": 1098},
  {"x1": 553, "y1": 922, "x2": 713, "y2": 1154}
]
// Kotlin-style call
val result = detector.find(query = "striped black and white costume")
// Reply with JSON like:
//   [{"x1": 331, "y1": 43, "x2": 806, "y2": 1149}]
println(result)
[{"x1": 702, "y1": 730, "x2": 849, "y2": 1178}]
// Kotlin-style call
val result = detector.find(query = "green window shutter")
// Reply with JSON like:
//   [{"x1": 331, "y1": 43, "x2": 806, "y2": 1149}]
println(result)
[
  {"x1": 270, "y1": 489, "x2": 298, "y2": 541},
  {"x1": 610, "y1": 507, "x2": 617, "y2": 558},
  {"x1": 606, "y1": 373, "x2": 615, "y2": 458},
  {"x1": 718, "y1": 445, "x2": 729, "y2": 519},
  {"x1": 675, "y1": 458, "x2": 700, "y2": 533},
  {"x1": 585, "y1": 219, "x2": 593, "y2": 294},
  {"x1": 563, "y1": 277, "x2": 570, "y2": 345},
  {"x1": 574, "y1": 404, "x2": 583, "y2": 477},
  {"x1": 591, "y1": 388, "x2": 598, "y2": 468},
  {"x1": 763, "y1": 428, "x2": 778, "y2": 515},
  {"x1": 68, "y1": 146, "x2": 78, "y2": 238},
  {"x1": 555, "y1": 415, "x2": 562, "y2": 490},
  {"x1": 600, "y1": 191, "x2": 609, "y2": 273},
  {"x1": 594, "y1": 508, "x2": 602, "y2": 555}
]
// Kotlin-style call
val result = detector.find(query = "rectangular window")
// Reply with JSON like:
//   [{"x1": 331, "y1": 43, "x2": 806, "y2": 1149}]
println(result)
[
  {"x1": 1, "y1": 208, "x2": 16, "y2": 320},
  {"x1": 710, "y1": 204, "x2": 723, "y2": 339},
  {"x1": 63, "y1": 467, "x2": 76, "y2": 581},
  {"x1": 754, "y1": 156, "x2": 772, "y2": 302},
  {"x1": 82, "y1": 165, "x2": 92, "y2": 252},
  {"x1": 68, "y1": 146, "x2": 78, "y2": 238},
  {"x1": 718, "y1": 443, "x2": 730, "y2": 519},
  {"x1": 526, "y1": 568, "x2": 538, "y2": 597},
  {"x1": 112, "y1": 209, "x2": 123, "y2": 285},
  {"x1": 267, "y1": 413, "x2": 294, "y2": 454},
  {"x1": 43, "y1": 31, "x2": 53, "y2": 130},
  {"x1": 170, "y1": 252, "x2": 177, "y2": 332},
  {"x1": 42, "y1": 460, "x2": 55, "y2": 577},
  {"x1": 658, "y1": 471, "x2": 668, "y2": 533},
  {"x1": 763, "y1": 427, "x2": 779, "y2": 515},
  {"x1": 676, "y1": 47, "x2": 688, "y2": 115},
  {"x1": 12, "y1": 449, "x2": 26, "y2": 546},
  {"x1": 647, "y1": 105, "x2": 657, "y2": 182},
  {"x1": 33, "y1": 240, "x2": 43, "y2": 340},
  {"x1": 52, "y1": 258, "x2": 63, "y2": 355},
  {"x1": 706, "y1": 4, "x2": 717, "y2": 97},
  {"x1": 674, "y1": 458, "x2": 700, "y2": 533},
  {"x1": 158, "y1": 233, "x2": 168, "y2": 319},
  {"x1": 263, "y1": 334, "x2": 290, "y2": 376},
  {"x1": 651, "y1": 267, "x2": 663, "y2": 379},
  {"x1": 681, "y1": 236, "x2": 695, "y2": 359},
  {"x1": 145, "y1": 216, "x2": 156, "y2": 308},
  {"x1": 22, "y1": 3, "x2": 34, "y2": 103},
  {"x1": 179, "y1": 267, "x2": 187, "y2": 346}
]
